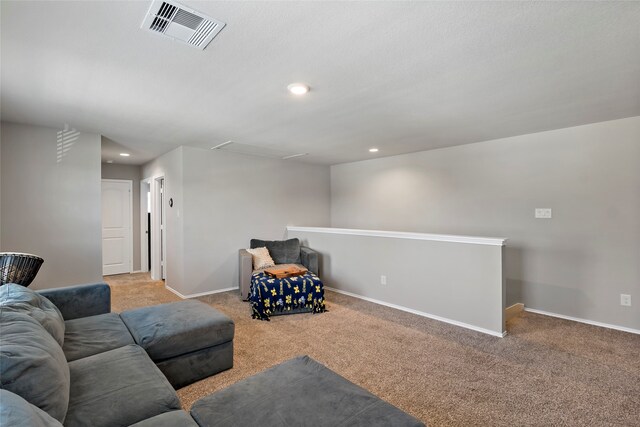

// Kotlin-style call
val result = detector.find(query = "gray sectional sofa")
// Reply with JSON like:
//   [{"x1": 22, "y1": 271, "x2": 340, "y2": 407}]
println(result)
[
  {"x1": 0, "y1": 282, "x2": 234, "y2": 426},
  {"x1": 1, "y1": 281, "x2": 425, "y2": 426}
]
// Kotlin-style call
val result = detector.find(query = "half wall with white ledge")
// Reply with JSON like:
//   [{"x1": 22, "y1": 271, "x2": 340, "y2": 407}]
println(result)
[{"x1": 286, "y1": 226, "x2": 507, "y2": 337}]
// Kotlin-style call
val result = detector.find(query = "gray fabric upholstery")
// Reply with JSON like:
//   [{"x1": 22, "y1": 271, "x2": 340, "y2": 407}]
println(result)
[
  {"x1": 190, "y1": 355, "x2": 424, "y2": 427},
  {"x1": 0, "y1": 390, "x2": 63, "y2": 427},
  {"x1": 156, "y1": 340, "x2": 233, "y2": 389},
  {"x1": 0, "y1": 283, "x2": 65, "y2": 346},
  {"x1": 38, "y1": 283, "x2": 110, "y2": 321},
  {"x1": 239, "y1": 249, "x2": 253, "y2": 300},
  {"x1": 128, "y1": 410, "x2": 199, "y2": 427},
  {"x1": 120, "y1": 300, "x2": 234, "y2": 361},
  {"x1": 299, "y1": 246, "x2": 319, "y2": 275},
  {"x1": 0, "y1": 311, "x2": 70, "y2": 423},
  {"x1": 250, "y1": 238, "x2": 301, "y2": 265},
  {"x1": 66, "y1": 344, "x2": 180, "y2": 427},
  {"x1": 62, "y1": 312, "x2": 135, "y2": 362}
]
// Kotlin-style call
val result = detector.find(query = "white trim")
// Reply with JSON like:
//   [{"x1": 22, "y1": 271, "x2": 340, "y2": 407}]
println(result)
[
  {"x1": 148, "y1": 175, "x2": 165, "y2": 281},
  {"x1": 165, "y1": 285, "x2": 239, "y2": 299},
  {"x1": 524, "y1": 308, "x2": 640, "y2": 335},
  {"x1": 130, "y1": 270, "x2": 145, "y2": 274},
  {"x1": 287, "y1": 226, "x2": 506, "y2": 246},
  {"x1": 325, "y1": 286, "x2": 506, "y2": 338},
  {"x1": 158, "y1": 177, "x2": 167, "y2": 281},
  {"x1": 101, "y1": 179, "x2": 134, "y2": 274}
]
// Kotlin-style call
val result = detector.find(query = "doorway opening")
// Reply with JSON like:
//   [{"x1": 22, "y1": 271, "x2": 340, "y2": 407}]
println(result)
[
  {"x1": 140, "y1": 180, "x2": 151, "y2": 273},
  {"x1": 143, "y1": 175, "x2": 166, "y2": 281},
  {"x1": 157, "y1": 177, "x2": 166, "y2": 280}
]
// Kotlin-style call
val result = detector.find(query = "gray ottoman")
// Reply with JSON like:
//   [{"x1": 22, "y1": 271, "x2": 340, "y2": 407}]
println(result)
[
  {"x1": 120, "y1": 300, "x2": 234, "y2": 388},
  {"x1": 190, "y1": 356, "x2": 425, "y2": 427}
]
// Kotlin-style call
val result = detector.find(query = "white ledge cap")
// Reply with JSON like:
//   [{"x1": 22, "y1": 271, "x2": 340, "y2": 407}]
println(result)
[{"x1": 286, "y1": 226, "x2": 507, "y2": 246}]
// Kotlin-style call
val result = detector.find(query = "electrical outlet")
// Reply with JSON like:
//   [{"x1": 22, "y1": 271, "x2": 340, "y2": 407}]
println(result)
[
  {"x1": 620, "y1": 294, "x2": 631, "y2": 306},
  {"x1": 535, "y1": 208, "x2": 552, "y2": 219},
  {"x1": 380, "y1": 275, "x2": 387, "y2": 286}
]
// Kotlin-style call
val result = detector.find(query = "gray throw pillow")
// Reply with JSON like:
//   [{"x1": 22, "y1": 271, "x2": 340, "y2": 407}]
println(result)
[
  {"x1": 0, "y1": 390, "x2": 63, "y2": 427},
  {"x1": 0, "y1": 311, "x2": 70, "y2": 423},
  {"x1": 250, "y1": 238, "x2": 301, "y2": 265},
  {"x1": 0, "y1": 283, "x2": 65, "y2": 346}
]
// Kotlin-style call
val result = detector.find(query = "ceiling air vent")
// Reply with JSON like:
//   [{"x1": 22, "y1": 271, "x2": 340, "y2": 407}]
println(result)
[{"x1": 141, "y1": 0, "x2": 226, "y2": 50}]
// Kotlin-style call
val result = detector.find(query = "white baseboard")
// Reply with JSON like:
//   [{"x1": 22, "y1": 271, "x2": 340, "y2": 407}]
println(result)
[
  {"x1": 524, "y1": 307, "x2": 640, "y2": 335},
  {"x1": 324, "y1": 286, "x2": 506, "y2": 338},
  {"x1": 130, "y1": 270, "x2": 146, "y2": 274},
  {"x1": 165, "y1": 285, "x2": 239, "y2": 299}
]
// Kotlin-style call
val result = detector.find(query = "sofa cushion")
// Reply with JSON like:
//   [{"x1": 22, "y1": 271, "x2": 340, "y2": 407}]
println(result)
[
  {"x1": 37, "y1": 282, "x2": 111, "y2": 321},
  {"x1": 128, "y1": 410, "x2": 199, "y2": 427},
  {"x1": 120, "y1": 300, "x2": 234, "y2": 361},
  {"x1": 190, "y1": 355, "x2": 424, "y2": 427},
  {"x1": 0, "y1": 283, "x2": 65, "y2": 346},
  {"x1": 0, "y1": 390, "x2": 63, "y2": 427},
  {"x1": 0, "y1": 311, "x2": 70, "y2": 423},
  {"x1": 250, "y1": 238, "x2": 301, "y2": 265},
  {"x1": 65, "y1": 344, "x2": 180, "y2": 427},
  {"x1": 62, "y1": 312, "x2": 135, "y2": 362}
]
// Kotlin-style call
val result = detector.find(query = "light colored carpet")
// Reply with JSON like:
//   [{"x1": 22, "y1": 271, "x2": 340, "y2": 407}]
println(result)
[{"x1": 106, "y1": 273, "x2": 640, "y2": 426}]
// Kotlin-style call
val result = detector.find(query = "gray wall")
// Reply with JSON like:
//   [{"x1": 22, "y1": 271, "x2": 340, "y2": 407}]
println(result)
[
  {"x1": 101, "y1": 162, "x2": 142, "y2": 271},
  {"x1": 288, "y1": 228, "x2": 505, "y2": 335},
  {"x1": 0, "y1": 121, "x2": 103, "y2": 289},
  {"x1": 331, "y1": 116, "x2": 640, "y2": 331},
  {"x1": 142, "y1": 146, "x2": 331, "y2": 296},
  {"x1": 180, "y1": 147, "x2": 331, "y2": 296}
]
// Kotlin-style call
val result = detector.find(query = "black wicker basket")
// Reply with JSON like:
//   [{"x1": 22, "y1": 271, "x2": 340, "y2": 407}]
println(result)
[{"x1": 0, "y1": 253, "x2": 44, "y2": 287}]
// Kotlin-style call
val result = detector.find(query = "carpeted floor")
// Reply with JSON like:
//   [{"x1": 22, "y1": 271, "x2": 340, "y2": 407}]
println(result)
[{"x1": 106, "y1": 273, "x2": 640, "y2": 426}]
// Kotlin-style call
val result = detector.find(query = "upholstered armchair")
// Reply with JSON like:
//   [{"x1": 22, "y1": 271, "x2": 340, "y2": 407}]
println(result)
[{"x1": 239, "y1": 238, "x2": 319, "y2": 300}]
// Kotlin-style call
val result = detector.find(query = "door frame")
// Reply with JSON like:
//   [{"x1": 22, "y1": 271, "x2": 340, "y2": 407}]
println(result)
[
  {"x1": 140, "y1": 179, "x2": 151, "y2": 273},
  {"x1": 144, "y1": 174, "x2": 166, "y2": 281},
  {"x1": 101, "y1": 178, "x2": 134, "y2": 275}
]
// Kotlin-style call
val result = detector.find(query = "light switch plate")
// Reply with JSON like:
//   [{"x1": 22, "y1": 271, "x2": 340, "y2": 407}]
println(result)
[{"x1": 535, "y1": 208, "x2": 552, "y2": 219}]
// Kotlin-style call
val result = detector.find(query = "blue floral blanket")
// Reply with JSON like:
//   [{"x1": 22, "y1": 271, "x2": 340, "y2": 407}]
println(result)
[{"x1": 249, "y1": 271, "x2": 326, "y2": 320}]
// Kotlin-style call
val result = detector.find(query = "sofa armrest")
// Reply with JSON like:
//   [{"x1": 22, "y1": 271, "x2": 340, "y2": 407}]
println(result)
[
  {"x1": 239, "y1": 249, "x2": 253, "y2": 300},
  {"x1": 300, "y1": 247, "x2": 319, "y2": 276},
  {"x1": 37, "y1": 282, "x2": 111, "y2": 320}
]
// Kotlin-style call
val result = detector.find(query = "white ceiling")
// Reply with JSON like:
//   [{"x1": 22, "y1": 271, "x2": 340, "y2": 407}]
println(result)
[{"x1": 2, "y1": 1, "x2": 639, "y2": 165}]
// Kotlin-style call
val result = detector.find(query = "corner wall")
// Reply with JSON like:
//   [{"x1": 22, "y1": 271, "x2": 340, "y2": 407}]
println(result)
[
  {"x1": 180, "y1": 147, "x2": 331, "y2": 296},
  {"x1": 0, "y1": 122, "x2": 103, "y2": 289},
  {"x1": 142, "y1": 146, "x2": 331, "y2": 296},
  {"x1": 331, "y1": 116, "x2": 640, "y2": 331}
]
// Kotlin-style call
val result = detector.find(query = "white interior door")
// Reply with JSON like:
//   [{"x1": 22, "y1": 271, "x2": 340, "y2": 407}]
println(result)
[{"x1": 102, "y1": 179, "x2": 133, "y2": 276}]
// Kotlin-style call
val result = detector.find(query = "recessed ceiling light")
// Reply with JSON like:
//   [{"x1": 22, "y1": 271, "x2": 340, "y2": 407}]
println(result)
[
  {"x1": 287, "y1": 83, "x2": 310, "y2": 95},
  {"x1": 119, "y1": 153, "x2": 130, "y2": 157},
  {"x1": 369, "y1": 148, "x2": 379, "y2": 153}
]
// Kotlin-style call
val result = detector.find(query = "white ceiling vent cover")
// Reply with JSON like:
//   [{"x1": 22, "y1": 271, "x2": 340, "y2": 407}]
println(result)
[{"x1": 141, "y1": 0, "x2": 226, "y2": 50}]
